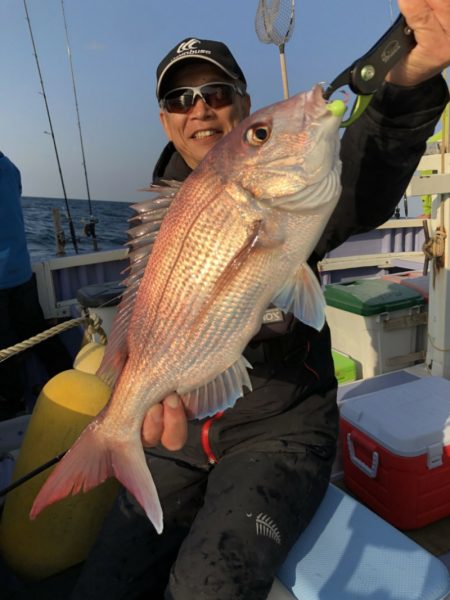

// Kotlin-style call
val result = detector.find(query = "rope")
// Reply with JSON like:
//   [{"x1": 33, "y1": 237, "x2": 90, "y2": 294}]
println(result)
[
  {"x1": 83, "y1": 311, "x2": 108, "y2": 346},
  {"x1": 422, "y1": 224, "x2": 447, "y2": 286},
  {"x1": 422, "y1": 226, "x2": 447, "y2": 263},
  {"x1": 0, "y1": 313, "x2": 107, "y2": 363}
]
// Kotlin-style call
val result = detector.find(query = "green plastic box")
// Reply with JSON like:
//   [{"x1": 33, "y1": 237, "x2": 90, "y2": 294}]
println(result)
[{"x1": 332, "y1": 350, "x2": 358, "y2": 384}]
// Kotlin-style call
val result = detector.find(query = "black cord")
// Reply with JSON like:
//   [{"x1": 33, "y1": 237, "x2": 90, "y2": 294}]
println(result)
[{"x1": 0, "y1": 450, "x2": 67, "y2": 498}]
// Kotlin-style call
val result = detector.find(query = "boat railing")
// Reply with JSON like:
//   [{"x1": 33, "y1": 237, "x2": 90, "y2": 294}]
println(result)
[
  {"x1": 32, "y1": 247, "x2": 128, "y2": 319},
  {"x1": 319, "y1": 218, "x2": 425, "y2": 285},
  {"x1": 32, "y1": 219, "x2": 426, "y2": 320}
]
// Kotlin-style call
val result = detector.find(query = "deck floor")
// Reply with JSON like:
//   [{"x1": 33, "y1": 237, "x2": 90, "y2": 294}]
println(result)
[{"x1": 441, "y1": 551, "x2": 450, "y2": 571}]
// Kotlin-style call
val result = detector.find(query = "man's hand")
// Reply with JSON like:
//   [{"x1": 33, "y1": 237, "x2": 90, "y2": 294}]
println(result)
[
  {"x1": 387, "y1": 0, "x2": 450, "y2": 86},
  {"x1": 141, "y1": 393, "x2": 188, "y2": 451}
]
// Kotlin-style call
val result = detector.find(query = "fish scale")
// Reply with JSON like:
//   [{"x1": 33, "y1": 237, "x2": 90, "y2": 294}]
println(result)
[
  {"x1": 30, "y1": 85, "x2": 343, "y2": 534},
  {"x1": 136, "y1": 201, "x2": 255, "y2": 348}
]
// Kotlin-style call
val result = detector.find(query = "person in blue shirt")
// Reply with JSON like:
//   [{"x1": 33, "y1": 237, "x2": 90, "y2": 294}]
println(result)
[
  {"x1": 0, "y1": 152, "x2": 72, "y2": 420},
  {"x1": 0, "y1": 153, "x2": 33, "y2": 289}
]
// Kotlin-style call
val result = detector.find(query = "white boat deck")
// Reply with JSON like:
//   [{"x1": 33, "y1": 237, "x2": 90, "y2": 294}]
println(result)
[{"x1": 3, "y1": 365, "x2": 450, "y2": 599}]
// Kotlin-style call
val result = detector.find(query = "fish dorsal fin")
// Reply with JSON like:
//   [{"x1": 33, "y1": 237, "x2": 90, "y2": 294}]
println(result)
[
  {"x1": 97, "y1": 183, "x2": 180, "y2": 388},
  {"x1": 272, "y1": 263, "x2": 326, "y2": 332},
  {"x1": 127, "y1": 181, "x2": 180, "y2": 250},
  {"x1": 95, "y1": 285, "x2": 135, "y2": 387},
  {"x1": 179, "y1": 356, "x2": 253, "y2": 420}
]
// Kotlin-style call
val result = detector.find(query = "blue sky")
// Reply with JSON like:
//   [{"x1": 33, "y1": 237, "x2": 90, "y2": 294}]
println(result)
[{"x1": 1, "y1": 0, "x2": 407, "y2": 203}]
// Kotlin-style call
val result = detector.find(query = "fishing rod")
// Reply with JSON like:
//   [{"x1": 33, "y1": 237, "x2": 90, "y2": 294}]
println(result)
[
  {"x1": 0, "y1": 451, "x2": 67, "y2": 498},
  {"x1": 61, "y1": 0, "x2": 99, "y2": 251},
  {"x1": 23, "y1": 0, "x2": 79, "y2": 254},
  {"x1": 0, "y1": 444, "x2": 190, "y2": 499}
]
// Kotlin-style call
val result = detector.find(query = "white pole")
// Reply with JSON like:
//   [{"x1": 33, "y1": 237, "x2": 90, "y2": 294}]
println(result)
[{"x1": 427, "y1": 191, "x2": 450, "y2": 378}]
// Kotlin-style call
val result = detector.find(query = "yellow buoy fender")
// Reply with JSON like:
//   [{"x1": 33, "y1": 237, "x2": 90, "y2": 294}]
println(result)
[
  {"x1": 73, "y1": 341, "x2": 105, "y2": 374},
  {"x1": 0, "y1": 369, "x2": 118, "y2": 581}
]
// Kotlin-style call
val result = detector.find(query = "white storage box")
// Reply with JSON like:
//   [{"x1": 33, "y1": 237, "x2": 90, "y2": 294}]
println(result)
[
  {"x1": 382, "y1": 271, "x2": 429, "y2": 355},
  {"x1": 324, "y1": 279, "x2": 425, "y2": 378}
]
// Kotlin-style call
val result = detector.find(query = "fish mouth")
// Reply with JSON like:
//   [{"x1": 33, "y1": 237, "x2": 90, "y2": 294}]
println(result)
[{"x1": 305, "y1": 84, "x2": 331, "y2": 116}]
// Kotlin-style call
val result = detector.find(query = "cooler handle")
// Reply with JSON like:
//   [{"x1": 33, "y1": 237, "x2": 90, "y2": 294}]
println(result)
[{"x1": 347, "y1": 432, "x2": 379, "y2": 479}]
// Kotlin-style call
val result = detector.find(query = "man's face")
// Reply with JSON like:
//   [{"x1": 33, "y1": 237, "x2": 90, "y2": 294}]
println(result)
[{"x1": 159, "y1": 62, "x2": 251, "y2": 170}]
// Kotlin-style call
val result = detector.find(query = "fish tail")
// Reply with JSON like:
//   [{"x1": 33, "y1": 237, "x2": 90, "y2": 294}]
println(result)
[{"x1": 29, "y1": 421, "x2": 164, "y2": 534}]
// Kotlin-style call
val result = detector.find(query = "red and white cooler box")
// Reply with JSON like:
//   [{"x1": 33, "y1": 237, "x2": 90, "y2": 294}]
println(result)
[{"x1": 340, "y1": 376, "x2": 450, "y2": 530}]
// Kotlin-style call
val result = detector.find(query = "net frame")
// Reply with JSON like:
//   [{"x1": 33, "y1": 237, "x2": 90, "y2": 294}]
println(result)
[{"x1": 255, "y1": 0, "x2": 296, "y2": 99}]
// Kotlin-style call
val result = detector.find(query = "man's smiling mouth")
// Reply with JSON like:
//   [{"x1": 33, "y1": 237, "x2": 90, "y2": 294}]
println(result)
[{"x1": 192, "y1": 129, "x2": 220, "y2": 140}]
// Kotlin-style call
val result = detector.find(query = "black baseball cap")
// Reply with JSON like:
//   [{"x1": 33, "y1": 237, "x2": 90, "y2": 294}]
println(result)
[{"x1": 156, "y1": 38, "x2": 247, "y2": 100}]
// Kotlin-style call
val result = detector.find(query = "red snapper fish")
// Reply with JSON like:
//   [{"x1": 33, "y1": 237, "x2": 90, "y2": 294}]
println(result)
[{"x1": 31, "y1": 85, "x2": 343, "y2": 534}]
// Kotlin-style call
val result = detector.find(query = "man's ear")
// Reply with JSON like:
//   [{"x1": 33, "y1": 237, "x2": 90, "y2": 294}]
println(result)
[{"x1": 159, "y1": 110, "x2": 173, "y2": 141}]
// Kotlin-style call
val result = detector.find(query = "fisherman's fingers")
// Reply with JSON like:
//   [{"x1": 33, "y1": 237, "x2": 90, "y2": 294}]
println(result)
[
  {"x1": 141, "y1": 394, "x2": 188, "y2": 450},
  {"x1": 161, "y1": 394, "x2": 188, "y2": 451},
  {"x1": 141, "y1": 403, "x2": 164, "y2": 447},
  {"x1": 389, "y1": 0, "x2": 450, "y2": 86}
]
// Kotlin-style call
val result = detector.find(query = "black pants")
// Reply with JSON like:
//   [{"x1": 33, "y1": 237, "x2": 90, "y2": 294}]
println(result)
[
  {"x1": 70, "y1": 441, "x2": 335, "y2": 600},
  {"x1": 0, "y1": 274, "x2": 72, "y2": 404}
]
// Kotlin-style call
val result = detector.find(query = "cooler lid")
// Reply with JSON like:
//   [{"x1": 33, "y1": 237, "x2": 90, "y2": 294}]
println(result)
[
  {"x1": 324, "y1": 279, "x2": 424, "y2": 315},
  {"x1": 76, "y1": 280, "x2": 125, "y2": 308},
  {"x1": 340, "y1": 377, "x2": 450, "y2": 457},
  {"x1": 382, "y1": 272, "x2": 430, "y2": 302}
]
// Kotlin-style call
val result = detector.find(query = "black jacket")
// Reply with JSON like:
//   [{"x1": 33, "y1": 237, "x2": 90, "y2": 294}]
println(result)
[{"x1": 151, "y1": 76, "x2": 449, "y2": 459}]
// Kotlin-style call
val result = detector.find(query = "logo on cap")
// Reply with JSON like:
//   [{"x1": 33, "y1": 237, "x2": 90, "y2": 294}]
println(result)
[{"x1": 177, "y1": 39, "x2": 201, "y2": 54}]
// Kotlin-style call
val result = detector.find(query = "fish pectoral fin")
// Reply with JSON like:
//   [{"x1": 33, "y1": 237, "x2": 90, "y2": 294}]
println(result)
[
  {"x1": 220, "y1": 219, "x2": 264, "y2": 276},
  {"x1": 190, "y1": 221, "x2": 268, "y2": 328},
  {"x1": 180, "y1": 355, "x2": 253, "y2": 420},
  {"x1": 272, "y1": 263, "x2": 326, "y2": 331},
  {"x1": 30, "y1": 421, "x2": 164, "y2": 534},
  {"x1": 215, "y1": 217, "x2": 284, "y2": 289},
  {"x1": 194, "y1": 219, "x2": 283, "y2": 328}
]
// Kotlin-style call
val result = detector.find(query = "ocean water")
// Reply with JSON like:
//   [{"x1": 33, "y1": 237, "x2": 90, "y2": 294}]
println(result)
[
  {"x1": 22, "y1": 195, "x2": 423, "y2": 264},
  {"x1": 22, "y1": 196, "x2": 133, "y2": 262}
]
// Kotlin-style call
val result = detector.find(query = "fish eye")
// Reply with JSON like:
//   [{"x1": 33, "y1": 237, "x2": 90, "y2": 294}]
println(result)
[{"x1": 245, "y1": 125, "x2": 271, "y2": 146}]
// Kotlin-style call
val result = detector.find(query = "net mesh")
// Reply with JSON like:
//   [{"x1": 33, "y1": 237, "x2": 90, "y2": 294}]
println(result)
[{"x1": 255, "y1": 0, "x2": 295, "y2": 46}]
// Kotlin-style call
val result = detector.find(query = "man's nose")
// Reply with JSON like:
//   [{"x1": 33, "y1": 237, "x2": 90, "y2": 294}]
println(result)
[{"x1": 190, "y1": 93, "x2": 211, "y2": 116}]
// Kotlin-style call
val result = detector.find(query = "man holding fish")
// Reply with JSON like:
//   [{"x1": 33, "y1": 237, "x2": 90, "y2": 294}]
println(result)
[{"x1": 62, "y1": 1, "x2": 450, "y2": 598}]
